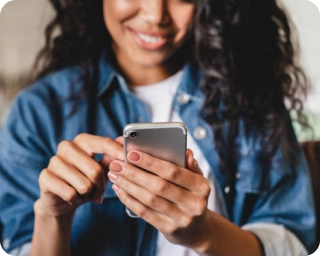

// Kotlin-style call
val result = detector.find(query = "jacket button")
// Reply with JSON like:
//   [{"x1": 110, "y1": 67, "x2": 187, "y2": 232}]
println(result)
[
  {"x1": 193, "y1": 127, "x2": 207, "y2": 140},
  {"x1": 224, "y1": 186, "x2": 230, "y2": 193},
  {"x1": 177, "y1": 93, "x2": 190, "y2": 104},
  {"x1": 236, "y1": 173, "x2": 241, "y2": 179},
  {"x1": 3, "y1": 238, "x2": 10, "y2": 250}
]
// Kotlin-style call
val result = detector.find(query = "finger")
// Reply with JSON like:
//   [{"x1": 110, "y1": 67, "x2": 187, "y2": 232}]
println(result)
[
  {"x1": 186, "y1": 150, "x2": 203, "y2": 175},
  {"x1": 49, "y1": 155, "x2": 105, "y2": 203},
  {"x1": 126, "y1": 150, "x2": 205, "y2": 192},
  {"x1": 99, "y1": 154, "x2": 118, "y2": 169},
  {"x1": 57, "y1": 141, "x2": 106, "y2": 196},
  {"x1": 109, "y1": 161, "x2": 197, "y2": 207},
  {"x1": 115, "y1": 136, "x2": 124, "y2": 145},
  {"x1": 109, "y1": 171, "x2": 183, "y2": 218},
  {"x1": 112, "y1": 183, "x2": 162, "y2": 220},
  {"x1": 99, "y1": 136, "x2": 124, "y2": 169},
  {"x1": 112, "y1": 184, "x2": 192, "y2": 238},
  {"x1": 186, "y1": 149, "x2": 193, "y2": 159},
  {"x1": 97, "y1": 136, "x2": 125, "y2": 170},
  {"x1": 39, "y1": 169, "x2": 84, "y2": 206},
  {"x1": 73, "y1": 134, "x2": 124, "y2": 160},
  {"x1": 112, "y1": 180, "x2": 181, "y2": 232}
]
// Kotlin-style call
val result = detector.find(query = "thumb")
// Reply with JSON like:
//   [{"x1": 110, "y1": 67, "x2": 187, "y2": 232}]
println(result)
[{"x1": 186, "y1": 149, "x2": 203, "y2": 175}]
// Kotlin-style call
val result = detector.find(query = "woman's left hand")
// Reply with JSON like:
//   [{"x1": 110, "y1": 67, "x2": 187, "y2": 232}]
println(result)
[{"x1": 107, "y1": 149, "x2": 211, "y2": 249}]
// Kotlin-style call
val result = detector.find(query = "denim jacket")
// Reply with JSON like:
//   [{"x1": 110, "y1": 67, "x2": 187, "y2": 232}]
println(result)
[{"x1": 0, "y1": 54, "x2": 316, "y2": 255}]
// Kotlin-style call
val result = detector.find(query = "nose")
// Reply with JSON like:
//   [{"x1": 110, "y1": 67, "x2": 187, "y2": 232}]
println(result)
[{"x1": 140, "y1": 0, "x2": 170, "y2": 25}]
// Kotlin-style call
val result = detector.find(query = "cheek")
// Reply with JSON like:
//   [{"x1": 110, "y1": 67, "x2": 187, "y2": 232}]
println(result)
[
  {"x1": 103, "y1": 0, "x2": 138, "y2": 25},
  {"x1": 172, "y1": 8, "x2": 194, "y2": 36}
]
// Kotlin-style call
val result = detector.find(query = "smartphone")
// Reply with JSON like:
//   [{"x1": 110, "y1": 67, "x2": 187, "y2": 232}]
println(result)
[{"x1": 123, "y1": 122, "x2": 188, "y2": 217}]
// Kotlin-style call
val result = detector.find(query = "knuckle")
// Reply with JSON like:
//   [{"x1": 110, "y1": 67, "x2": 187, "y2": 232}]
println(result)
[
  {"x1": 143, "y1": 156, "x2": 153, "y2": 167},
  {"x1": 48, "y1": 155, "x2": 61, "y2": 168},
  {"x1": 145, "y1": 193, "x2": 158, "y2": 208},
  {"x1": 78, "y1": 181, "x2": 93, "y2": 195},
  {"x1": 193, "y1": 199, "x2": 206, "y2": 216},
  {"x1": 165, "y1": 166, "x2": 179, "y2": 181},
  {"x1": 120, "y1": 191, "x2": 128, "y2": 203},
  {"x1": 200, "y1": 182, "x2": 211, "y2": 198},
  {"x1": 154, "y1": 179, "x2": 168, "y2": 194},
  {"x1": 128, "y1": 169, "x2": 136, "y2": 180},
  {"x1": 179, "y1": 216, "x2": 192, "y2": 229},
  {"x1": 38, "y1": 169, "x2": 49, "y2": 186},
  {"x1": 87, "y1": 163, "x2": 104, "y2": 182},
  {"x1": 74, "y1": 133, "x2": 87, "y2": 142},
  {"x1": 103, "y1": 137, "x2": 113, "y2": 144},
  {"x1": 122, "y1": 180, "x2": 130, "y2": 191},
  {"x1": 64, "y1": 188, "x2": 77, "y2": 202},
  {"x1": 136, "y1": 207, "x2": 148, "y2": 218},
  {"x1": 57, "y1": 140, "x2": 73, "y2": 154},
  {"x1": 102, "y1": 137, "x2": 113, "y2": 150},
  {"x1": 165, "y1": 224, "x2": 179, "y2": 235}
]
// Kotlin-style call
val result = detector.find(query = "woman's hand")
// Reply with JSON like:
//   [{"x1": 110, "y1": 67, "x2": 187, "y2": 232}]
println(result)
[
  {"x1": 107, "y1": 149, "x2": 212, "y2": 249},
  {"x1": 36, "y1": 134, "x2": 124, "y2": 218}
]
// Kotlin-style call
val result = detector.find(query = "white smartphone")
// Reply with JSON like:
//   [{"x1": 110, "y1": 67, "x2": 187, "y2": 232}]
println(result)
[{"x1": 123, "y1": 122, "x2": 188, "y2": 217}]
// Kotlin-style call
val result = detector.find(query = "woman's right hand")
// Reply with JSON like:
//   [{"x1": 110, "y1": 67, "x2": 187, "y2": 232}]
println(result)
[{"x1": 36, "y1": 134, "x2": 124, "y2": 218}]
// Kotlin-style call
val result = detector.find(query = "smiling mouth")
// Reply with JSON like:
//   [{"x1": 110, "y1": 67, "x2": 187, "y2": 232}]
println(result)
[
  {"x1": 130, "y1": 29, "x2": 171, "y2": 50},
  {"x1": 136, "y1": 33, "x2": 164, "y2": 43}
]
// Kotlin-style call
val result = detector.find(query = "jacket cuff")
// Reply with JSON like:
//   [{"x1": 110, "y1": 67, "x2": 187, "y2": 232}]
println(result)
[{"x1": 242, "y1": 222, "x2": 308, "y2": 256}]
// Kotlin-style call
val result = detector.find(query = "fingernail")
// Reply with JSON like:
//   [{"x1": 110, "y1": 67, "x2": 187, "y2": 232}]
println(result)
[
  {"x1": 108, "y1": 171, "x2": 118, "y2": 181},
  {"x1": 128, "y1": 151, "x2": 140, "y2": 161},
  {"x1": 112, "y1": 184, "x2": 119, "y2": 192},
  {"x1": 109, "y1": 162, "x2": 123, "y2": 172}
]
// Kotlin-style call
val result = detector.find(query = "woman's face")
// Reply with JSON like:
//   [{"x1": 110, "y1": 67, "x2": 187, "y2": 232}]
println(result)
[{"x1": 103, "y1": 0, "x2": 194, "y2": 71}]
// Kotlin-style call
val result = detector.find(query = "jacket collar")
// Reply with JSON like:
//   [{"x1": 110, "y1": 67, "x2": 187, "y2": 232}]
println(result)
[{"x1": 95, "y1": 52, "x2": 204, "y2": 98}]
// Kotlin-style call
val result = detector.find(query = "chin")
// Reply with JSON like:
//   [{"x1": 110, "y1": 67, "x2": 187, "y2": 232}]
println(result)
[
  {"x1": 134, "y1": 55, "x2": 171, "y2": 68},
  {"x1": 133, "y1": 59, "x2": 163, "y2": 68}
]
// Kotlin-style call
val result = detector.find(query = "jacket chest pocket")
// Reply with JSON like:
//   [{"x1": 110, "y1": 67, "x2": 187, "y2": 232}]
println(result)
[{"x1": 235, "y1": 154, "x2": 270, "y2": 195}]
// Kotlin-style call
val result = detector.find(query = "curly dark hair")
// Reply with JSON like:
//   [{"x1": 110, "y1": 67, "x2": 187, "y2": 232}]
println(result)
[
  {"x1": 193, "y1": 0, "x2": 309, "y2": 175},
  {"x1": 32, "y1": 0, "x2": 308, "y2": 176}
]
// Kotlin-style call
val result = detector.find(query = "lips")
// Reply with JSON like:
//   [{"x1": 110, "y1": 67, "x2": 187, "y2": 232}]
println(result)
[
  {"x1": 130, "y1": 29, "x2": 172, "y2": 50},
  {"x1": 137, "y1": 33, "x2": 164, "y2": 43}
]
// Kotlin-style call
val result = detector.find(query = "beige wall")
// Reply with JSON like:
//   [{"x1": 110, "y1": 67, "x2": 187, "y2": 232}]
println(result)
[
  {"x1": 0, "y1": 0, "x2": 52, "y2": 125},
  {"x1": 281, "y1": 0, "x2": 320, "y2": 113},
  {"x1": 0, "y1": 0, "x2": 52, "y2": 76}
]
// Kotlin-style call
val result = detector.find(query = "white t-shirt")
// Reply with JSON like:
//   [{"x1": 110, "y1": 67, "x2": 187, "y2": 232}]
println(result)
[{"x1": 133, "y1": 71, "x2": 222, "y2": 256}]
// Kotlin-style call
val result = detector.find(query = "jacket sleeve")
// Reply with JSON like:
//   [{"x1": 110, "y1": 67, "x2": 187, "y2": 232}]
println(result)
[
  {"x1": 232, "y1": 119, "x2": 317, "y2": 254},
  {"x1": 0, "y1": 89, "x2": 54, "y2": 253}
]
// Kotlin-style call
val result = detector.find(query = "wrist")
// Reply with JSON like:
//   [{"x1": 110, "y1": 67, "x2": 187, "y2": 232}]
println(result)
[
  {"x1": 31, "y1": 200, "x2": 73, "y2": 256},
  {"x1": 34, "y1": 199, "x2": 75, "y2": 227},
  {"x1": 189, "y1": 211, "x2": 264, "y2": 256},
  {"x1": 189, "y1": 211, "x2": 215, "y2": 255}
]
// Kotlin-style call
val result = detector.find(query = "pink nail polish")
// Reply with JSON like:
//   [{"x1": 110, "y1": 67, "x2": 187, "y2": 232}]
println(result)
[
  {"x1": 110, "y1": 162, "x2": 123, "y2": 172},
  {"x1": 128, "y1": 151, "x2": 140, "y2": 161},
  {"x1": 108, "y1": 171, "x2": 118, "y2": 181},
  {"x1": 112, "y1": 184, "x2": 119, "y2": 192}
]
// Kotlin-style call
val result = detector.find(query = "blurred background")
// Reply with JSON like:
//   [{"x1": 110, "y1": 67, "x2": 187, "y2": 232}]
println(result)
[{"x1": 0, "y1": 0, "x2": 319, "y2": 141}]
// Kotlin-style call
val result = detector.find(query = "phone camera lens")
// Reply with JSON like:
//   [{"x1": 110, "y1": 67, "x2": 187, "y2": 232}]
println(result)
[{"x1": 129, "y1": 131, "x2": 137, "y2": 138}]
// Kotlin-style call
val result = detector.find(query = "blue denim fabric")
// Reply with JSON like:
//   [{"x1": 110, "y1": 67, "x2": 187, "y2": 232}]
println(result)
[{"x1": 0, "y1": 54, "x2": 316, "y2": 255}]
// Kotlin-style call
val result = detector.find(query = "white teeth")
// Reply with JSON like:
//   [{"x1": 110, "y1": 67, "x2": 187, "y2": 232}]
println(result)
[{"x1": 137, "y1": 33, "x2": 163, "y2": 43}]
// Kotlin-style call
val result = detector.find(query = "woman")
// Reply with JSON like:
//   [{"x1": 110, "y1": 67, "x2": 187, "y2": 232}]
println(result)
[{"x1": 0, "y1": 0, "x2": 316, "y2": 255}]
